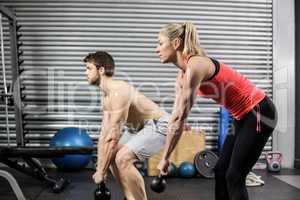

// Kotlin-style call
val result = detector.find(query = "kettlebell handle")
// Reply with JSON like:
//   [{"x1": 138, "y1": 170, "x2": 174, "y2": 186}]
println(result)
[
  {"x1": 99, "y1": 181, "x2": 106, "y2": 188},
  {"x1": 266, "y1": 151, "x2": 282, "y2": 161}
]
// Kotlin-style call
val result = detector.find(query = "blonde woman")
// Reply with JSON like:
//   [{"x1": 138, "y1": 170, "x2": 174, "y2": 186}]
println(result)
[{"x1": 155, "y1": 22, "x2": 277, "y2": 200}]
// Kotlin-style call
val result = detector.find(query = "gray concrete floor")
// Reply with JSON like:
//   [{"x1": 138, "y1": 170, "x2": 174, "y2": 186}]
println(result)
[{"x1": 0, "y1": 168, "x2": 300, "y2": 200}]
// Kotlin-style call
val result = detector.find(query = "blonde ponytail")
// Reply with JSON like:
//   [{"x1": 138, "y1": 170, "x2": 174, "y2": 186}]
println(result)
[
  {"x1": 160, "y1": 21, "x2": 206, "y2": 57},
  {"x1": 183, "y1": 22, "x2": 206, "y2": 57}
]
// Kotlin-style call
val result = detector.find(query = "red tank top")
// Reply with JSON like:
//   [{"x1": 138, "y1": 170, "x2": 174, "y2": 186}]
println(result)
[{"x1": 198, "y1": 60, "x2": 265, "y2": 120}]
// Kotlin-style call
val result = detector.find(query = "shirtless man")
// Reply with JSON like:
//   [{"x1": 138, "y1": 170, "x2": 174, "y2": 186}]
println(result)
[{"x1": 84, "y1": 51, "x2": 169, "y2": 200}]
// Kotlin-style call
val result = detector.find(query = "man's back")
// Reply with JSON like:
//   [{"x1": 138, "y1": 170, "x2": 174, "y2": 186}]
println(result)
[{"x1": 102, "y1": 80, "x2": 164, "y2": 130}]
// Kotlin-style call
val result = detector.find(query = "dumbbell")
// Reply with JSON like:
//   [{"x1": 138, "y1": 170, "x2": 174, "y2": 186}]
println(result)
[{"x1": 94, "y1": 182, "x2": 111, "y2": 200}]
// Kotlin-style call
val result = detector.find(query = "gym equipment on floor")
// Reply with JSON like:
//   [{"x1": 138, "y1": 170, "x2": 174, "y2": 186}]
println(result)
[
  {"x1": 150, "y1": 174, "x2": 167, "y2": 193},
  {"x1": 94, "y1": 182, "x2": 111, "y2": 200},
  {"x1": 0, "y1": 5, "x2": 95, "y2": 199},
  {"x1": 178, "y1": 161, "x2": 196, "y2": 178},
  {"x1": 50, "y1": 127, "x2": 94, "y2": 170},
  {"x1": 194, "y1": 150, "x2": 219, "y2": 178},
  {"x1": 266, "y1": 151, "x2": 282, "y2": 172}
]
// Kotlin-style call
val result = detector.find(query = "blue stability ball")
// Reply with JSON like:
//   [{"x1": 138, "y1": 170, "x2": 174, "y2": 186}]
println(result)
[
  {"x1": 50, "y1": 127, "x2": 93, "y2": 170},
  {"x1": 179, "y1": 161, "x2": 196, "y2": 178},
  {"x1": 167, "y1": 162, "x2": 177, "y2": 177}
]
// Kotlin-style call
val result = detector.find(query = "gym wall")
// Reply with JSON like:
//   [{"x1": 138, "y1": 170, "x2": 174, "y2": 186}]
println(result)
[
  {"x1": 0, "y1": 0, "x2": 273, "y2": 152},
  {"x1": 295, "y1": 0, "x2": 300, "y2": 169},
  {"x1": 272, "y1": 0, "x2": 295, "y2": 168}
]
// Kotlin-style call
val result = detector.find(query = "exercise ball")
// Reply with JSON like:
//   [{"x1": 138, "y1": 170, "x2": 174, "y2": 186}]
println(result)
[
  {"x1": 167, "y1": 162, "x2": 177, "y2": 177},
  {"x1": 178, "y1": 161, "x2": 196, "y2": 178},
  {"x1": 50, "y1": 127, "x2": 93, "y2": 170}
]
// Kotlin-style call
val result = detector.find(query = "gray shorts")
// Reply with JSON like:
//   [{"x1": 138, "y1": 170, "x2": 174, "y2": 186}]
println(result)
[{"x1": 119, "y1": 113, "x2": 170, "y2": 161}]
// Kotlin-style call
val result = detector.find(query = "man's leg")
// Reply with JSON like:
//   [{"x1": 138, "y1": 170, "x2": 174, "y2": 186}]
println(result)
[
  {"x1": 109, "y1": 144, "x2": 127, "y2": 196},
  {"x1": 115, "y1": 114, "x2": 169, "y2": 200},
  {"x1": 115, "y1": 146, "x2": 147, "y2": 200}
]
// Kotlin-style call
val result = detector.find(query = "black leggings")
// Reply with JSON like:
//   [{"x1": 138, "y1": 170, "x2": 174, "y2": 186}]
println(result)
[{"x1": 214, "y1": 96, "x2": 277, "y2": 200}]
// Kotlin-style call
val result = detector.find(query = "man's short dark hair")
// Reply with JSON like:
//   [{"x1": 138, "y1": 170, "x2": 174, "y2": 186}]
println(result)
[{"x1": 83, "y1": 51, "x2": 115, "y2": 77}]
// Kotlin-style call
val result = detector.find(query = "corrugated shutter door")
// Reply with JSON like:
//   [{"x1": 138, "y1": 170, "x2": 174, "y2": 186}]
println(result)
[
  {"x1": 0, "y1": 0, "x2": 273, "y2": 150},
  {"x1": 0, "y1": 16, "x2": 11, "y2": 144}
]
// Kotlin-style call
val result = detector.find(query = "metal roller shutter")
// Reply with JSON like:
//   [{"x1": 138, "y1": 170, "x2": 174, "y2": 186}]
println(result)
[
  {"x1": 0, "y1": 14, "x2": 14, "y2": 145},
  {"x1": 0, "y1": 0, "x2": 273, "y2": 151}
]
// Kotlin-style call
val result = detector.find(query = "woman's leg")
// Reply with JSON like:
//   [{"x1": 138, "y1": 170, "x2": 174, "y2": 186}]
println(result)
[
  {"x1": 214, "y1": 132, "x2": 237, "y2": 200},
  {"x1": 226, "y1": 97, "x2": 277, "y2": 200}
]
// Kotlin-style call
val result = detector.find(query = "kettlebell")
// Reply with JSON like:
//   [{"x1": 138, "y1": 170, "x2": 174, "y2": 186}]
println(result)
[
  {"x1": 266, "y1": 151, "x2": 282, "y2": 172},
  {"x1": 150, "y1": 174, "x2": 167, "y2": 193},
  {"x1": 94, "y1": 182, "x2": 111, "y2": 200}
]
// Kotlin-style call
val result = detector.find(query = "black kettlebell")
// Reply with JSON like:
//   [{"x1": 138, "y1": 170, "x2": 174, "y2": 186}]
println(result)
[
  {"x1": 94, "y1": 182, "x2": 111, "y2": 200},
  {"x1": 150, "y1": 174, "x2": 167, "y2": 193}
]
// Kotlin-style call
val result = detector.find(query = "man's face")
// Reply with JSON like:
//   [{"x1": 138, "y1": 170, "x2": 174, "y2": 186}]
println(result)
[{"x1": 85, "y1": 62, "x2": 100, "y2": 85}]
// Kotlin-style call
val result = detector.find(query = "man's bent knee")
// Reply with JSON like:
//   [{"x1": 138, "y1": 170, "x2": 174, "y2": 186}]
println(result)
[{"x1": 115, "y1": 146, "x2": 137, "y2": 170}]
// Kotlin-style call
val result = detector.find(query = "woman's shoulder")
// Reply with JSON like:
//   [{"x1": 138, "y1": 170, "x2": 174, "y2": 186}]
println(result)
[
  {"x1": 187, "y1": 56, "x2": 212, "y2": 71},
  {"x1": 187, "y1": 55, "x2": 210, "y2": 65}
]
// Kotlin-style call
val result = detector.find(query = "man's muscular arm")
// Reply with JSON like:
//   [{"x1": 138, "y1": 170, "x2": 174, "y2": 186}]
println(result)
[{"x1": 94, "y1": 89, "x2": 130, "y2": 183}]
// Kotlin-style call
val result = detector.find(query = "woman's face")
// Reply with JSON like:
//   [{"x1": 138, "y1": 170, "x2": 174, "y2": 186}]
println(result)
[{"x1": 156, "y1": 33, "x2": 176, "y2": 63}]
